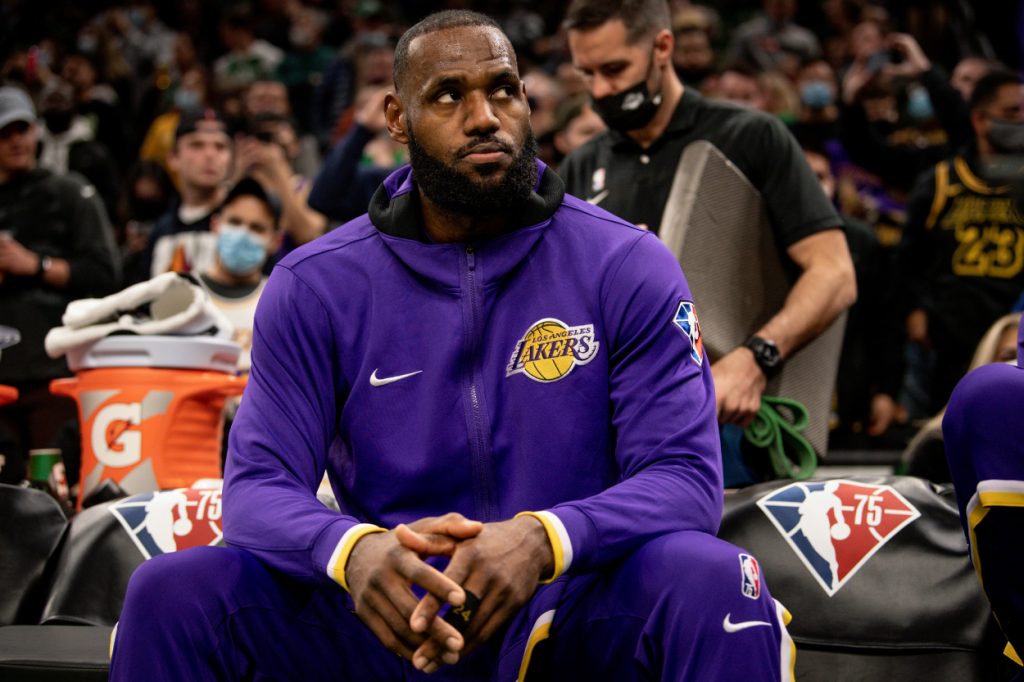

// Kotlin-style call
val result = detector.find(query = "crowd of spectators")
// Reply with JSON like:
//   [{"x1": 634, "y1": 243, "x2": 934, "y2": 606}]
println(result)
[{"x1": 0, "y1": 0, "x2": 1022, "y2": 477}]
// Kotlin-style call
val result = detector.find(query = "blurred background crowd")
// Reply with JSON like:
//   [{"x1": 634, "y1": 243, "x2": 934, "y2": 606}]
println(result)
[{"x1": 0, "y1": 0, "x2": 1022, "y2": 484}]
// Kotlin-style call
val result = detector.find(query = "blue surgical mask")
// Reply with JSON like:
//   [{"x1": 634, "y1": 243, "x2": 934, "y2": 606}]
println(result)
[
  {"x1": 173, "y1": 88, "x2": 201, "y2": 112},
  {"x1": 800, "y1": 81, "x2": 834, "y2": 110},
  {"x1": 217, "y1": 224, "x2": 268, "y2": 275},
  {"x1": 906, "y1": 87, "x2": 934, "y2": 121}
]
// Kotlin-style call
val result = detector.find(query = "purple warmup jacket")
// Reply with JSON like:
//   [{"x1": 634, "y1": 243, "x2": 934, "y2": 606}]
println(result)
[{"x1": 222, "y1": 160, "x2": 723, "y2": 589}]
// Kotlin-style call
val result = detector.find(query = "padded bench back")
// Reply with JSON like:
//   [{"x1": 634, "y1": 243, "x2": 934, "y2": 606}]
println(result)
[{"x1": 0, "y1": 484, "x2": 68, "y2": 625}]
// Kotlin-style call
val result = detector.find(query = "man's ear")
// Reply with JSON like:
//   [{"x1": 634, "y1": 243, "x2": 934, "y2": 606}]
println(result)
[
  {"x1": 654, "y1": 28, "x2": 674, "y2": 67},
  {"x1": 385, "y1": 92, "x2": 409, "y2": 144}
]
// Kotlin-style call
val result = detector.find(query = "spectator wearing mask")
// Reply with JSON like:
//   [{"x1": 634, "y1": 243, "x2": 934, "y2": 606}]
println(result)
[
  {"x1": 0, "y1": 86, "x2": 120, "y2": 483},
  {"x1": 145, "y1": 108, "x2": 233, "y2": 278},
  {"x1": 883, "y1": 33, "x2": 988, "y2": 153},
  {"x1": 793, "y1": 57, "x2": 841, "y2": 137},
  {"x1": 199, "y1": 177, "x2": 282, "y2": 371},
  {"x1": 36, "y1": 79, "x2": 120, "y2": 220},
  {"x1": 900, "y1": 69, "x2": 1024, "y2": 413},
  {"x1": 672, "y1": 22, "x2": 715, "y2": 89},
  {"x1": 841, "y1": 65, "x2": 949, "y2": 195}
]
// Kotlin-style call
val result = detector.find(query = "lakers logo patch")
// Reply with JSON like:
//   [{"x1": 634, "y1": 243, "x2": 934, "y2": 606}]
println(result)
[{"x1": 506, "y1": 318, "x2": 599, "y2": 383}]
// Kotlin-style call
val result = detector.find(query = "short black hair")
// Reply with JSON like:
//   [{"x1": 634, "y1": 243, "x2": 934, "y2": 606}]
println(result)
[
  {"x1": 563, "y1": 0, "x2": 671, "y2": 44},
  {"x1": 223, "y1": 176, "x2": 282, "y2": 228},
  {"x1": 393, "y1": 11, "x2": 506, "y2": 92},
  {"x1": 969, "y1": 68, "x2": 1024, "y2": 112}
]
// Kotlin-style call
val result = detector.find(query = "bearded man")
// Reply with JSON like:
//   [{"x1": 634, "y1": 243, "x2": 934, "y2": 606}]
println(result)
[{"x1": 109, "y1": 11, "x2": 792, "y2": 681}]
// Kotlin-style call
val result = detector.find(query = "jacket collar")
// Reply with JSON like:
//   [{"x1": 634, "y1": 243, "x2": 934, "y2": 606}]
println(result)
[{"x1": 368, "y1": 160, "x2": 565, "y2": 290}]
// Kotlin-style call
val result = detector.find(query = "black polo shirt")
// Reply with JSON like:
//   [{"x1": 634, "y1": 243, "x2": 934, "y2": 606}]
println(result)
[{"x1": 558, "y1": 87, "x2": 839, "y2": 247}]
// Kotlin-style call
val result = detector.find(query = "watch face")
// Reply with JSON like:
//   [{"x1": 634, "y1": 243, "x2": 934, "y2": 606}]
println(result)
[
  {"x1": 748, "y1": 337, "x2": 780, "y2": 372},
  {"x1": 759, "y1": 342, "x2": 780, "y2": 367}
]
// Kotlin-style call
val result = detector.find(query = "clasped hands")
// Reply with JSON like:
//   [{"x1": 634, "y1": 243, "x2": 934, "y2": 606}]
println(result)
[{"x1": 344, "y1": 512, "x2": 553, "y2": 673}]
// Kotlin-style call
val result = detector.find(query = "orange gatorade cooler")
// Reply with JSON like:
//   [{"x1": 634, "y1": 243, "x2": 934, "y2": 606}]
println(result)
[{"x1": 50, "y1": 336, "x2": 246, "y2": 510}]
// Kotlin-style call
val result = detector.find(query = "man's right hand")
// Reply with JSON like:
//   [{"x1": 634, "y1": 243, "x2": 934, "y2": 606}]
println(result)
[
  {"x1": 345, "y1": 514, "x2": 482, "y2": 663},
  {"x1": 884, "y1": 33, "x2": 931, "y2": 80},
  {"x1": 712, "y1": 347, "x2": 768, "y2": 428}
]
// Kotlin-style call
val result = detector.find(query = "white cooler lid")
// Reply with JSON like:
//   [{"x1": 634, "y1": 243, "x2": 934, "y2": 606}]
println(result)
[{"x1": 66, "y1": 335, "x2": 241, "y2": 373}]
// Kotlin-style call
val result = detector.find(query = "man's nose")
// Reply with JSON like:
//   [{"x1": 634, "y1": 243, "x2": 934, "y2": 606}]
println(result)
[
  {"x1": 463, "y1": 91, "x2": 500, "y2": 136},
  {"x1": 590, "y1": 74, "x2": 616, "y2": 100}
]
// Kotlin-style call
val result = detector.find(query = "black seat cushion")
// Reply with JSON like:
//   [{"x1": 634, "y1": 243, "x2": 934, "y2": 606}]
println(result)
[{"x1": 0, "y1": 625, "x2": 111, "y2": 681}]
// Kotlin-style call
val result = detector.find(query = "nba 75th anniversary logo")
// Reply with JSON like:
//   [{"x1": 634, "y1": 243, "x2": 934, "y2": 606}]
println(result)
[
  {"x1": 757, "y1": 480, "x2": 920, "y2": 596},
  {"x1": 506, "y1": 318, "x2": 599, "y2": 383}
]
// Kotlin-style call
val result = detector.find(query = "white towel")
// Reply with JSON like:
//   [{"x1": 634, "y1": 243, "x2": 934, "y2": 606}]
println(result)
[{"x1": 45, "y1": 273, "x2": 234, "y2": 359}]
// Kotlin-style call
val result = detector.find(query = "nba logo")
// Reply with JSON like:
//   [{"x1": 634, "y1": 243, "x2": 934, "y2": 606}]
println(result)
[
  {"x1": 757, "y1": 480, "x2": 920, "y2": 596},
  {"x1": 109, "y1": 487, "x2": 224, "y2": 560},
  {"x1": 673, "y1": 301, "x2": 704, "y2": 366},
  {"x1": 739, "y1": 553, "x2": 761, "y2": 600}
]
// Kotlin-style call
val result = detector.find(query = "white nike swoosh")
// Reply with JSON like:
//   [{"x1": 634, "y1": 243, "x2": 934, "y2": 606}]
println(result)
[
  {"x1": 587, "y1": 189, "x2": 609, "y2": 205},
  {"x1": 722, "y1": 614, "x2": 771, "y2": 633},
  {"x1": 369, "y1": 369, "x2": 422, "y2": 387}
]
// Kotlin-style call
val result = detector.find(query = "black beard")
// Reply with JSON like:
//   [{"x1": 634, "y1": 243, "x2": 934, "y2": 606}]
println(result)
[{"x1": 407, "y1": 127, "x2": 538, "y2": 217}]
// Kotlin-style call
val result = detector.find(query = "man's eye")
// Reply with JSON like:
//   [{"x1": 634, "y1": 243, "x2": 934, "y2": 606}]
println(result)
[
  {"x1": 436, "y1": 91, "x2": 459, "y2": 104},
  {"x1": 492, "y1": 85, "x2": 516, "y2": 99}
]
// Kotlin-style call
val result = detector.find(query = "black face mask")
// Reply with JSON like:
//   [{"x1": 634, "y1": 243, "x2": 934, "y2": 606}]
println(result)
[
  {"x1": 592, "y1": 49, "x2": 664, "y2": 132},
  {"x1": 43, "y1": 110, "x2": 73, "y2": 135},
  {"x1": 676, "y1": 65, "x2": 713, "y2": 88}
]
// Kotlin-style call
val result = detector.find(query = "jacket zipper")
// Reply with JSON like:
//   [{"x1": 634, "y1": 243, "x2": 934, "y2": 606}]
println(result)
[{"x1": 464, "y1": 246, "x2": 498, "y2": 521}]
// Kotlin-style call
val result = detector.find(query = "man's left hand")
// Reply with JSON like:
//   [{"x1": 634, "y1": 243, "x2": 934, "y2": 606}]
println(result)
[
  {"x1": 399, "y1": 516, "x2": 553, "y2": 673},
  {"x1": 712, "y1": 347, "x2": 767, "y2": 428}
]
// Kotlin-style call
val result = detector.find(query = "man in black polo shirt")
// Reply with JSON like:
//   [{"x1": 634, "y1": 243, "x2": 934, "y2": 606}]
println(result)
[{"x1": 559, "y1": 0, "x2": 856, "y2": 468}]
